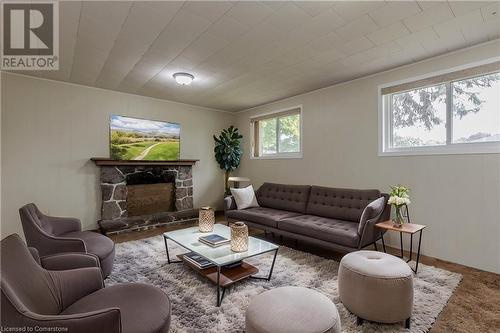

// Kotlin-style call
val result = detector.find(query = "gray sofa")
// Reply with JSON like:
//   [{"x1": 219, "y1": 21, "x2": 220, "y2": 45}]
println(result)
[{"x1": 225, "y1": 183, "x2": 390, "y2": 252}]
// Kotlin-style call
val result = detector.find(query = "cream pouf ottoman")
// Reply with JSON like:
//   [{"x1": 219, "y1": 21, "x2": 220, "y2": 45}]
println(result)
[
  {"x1": 245, "y1": 286, "x2": 341, "y2": 333},
  {"x1": 339, "y1": 250, "x2": 413, "y2": 329}
]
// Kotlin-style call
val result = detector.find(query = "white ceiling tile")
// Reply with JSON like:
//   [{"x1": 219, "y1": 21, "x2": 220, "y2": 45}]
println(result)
[
  {"x1": 298, "y1": 8, "x2": 346, "y2": 36},
  {"x1": 205, "y1": 16, "x2": 250, "y2": 43},
  {"x1": 433, "y1": 9, "x2": 484, "y2": 38},
  {"x1": 403, "y1": 3, "x2": 454, "y2": 32},
  {"x1": 309, "y1": 31, "x2": 344, "y2": 52},
  {"x1": 417, "y1": 1, "x2": 442, "y2": 11},
  {"x1": 340, "y1": 36, "x2": 375, "y2": 55},
  {"x1": 335, "y1": 14, "x2": 378, "y2": 40},
  {"x1": 448, "y1": 1, "x2": 492, "y2": 17},
  {"x1": 180, "y1": 33, "x2": 230, "y2": 64},
  {"x1": 266, "y1": 2, "x2": 311, "y2": 31},
  {"x1": 481, "y1": 2, "x2": 500, "y2": 21},
  {"x1": 226, "y1": 2, "x2": 273, "y2": 28},
  {"x1": 293, "y1": 1, "x2": 334, "y2": 17},
  {"x1": 369, "y1": 1, "x2": 422, "y2": 27},
  {"x1": 395, "y1": 27, "x2": 439, "y2": 48},
  {"x1": 367, "y1": 22, "x2": 411, "y2": 45},
  {"x1": 333, "y1": 1, "x2": 386, "y2": 21},
  {"x1": 183, "y1": 1, "x2": 233, "y2": 21}
]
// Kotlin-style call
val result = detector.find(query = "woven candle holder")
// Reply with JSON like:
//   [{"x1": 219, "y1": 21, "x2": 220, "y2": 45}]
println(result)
[
  {"x1": 198, "y1": 206, "x2": 215, "y2": 232},
  {"x1": 230, "y1": 221, "x2": 248, "y2": 252}
]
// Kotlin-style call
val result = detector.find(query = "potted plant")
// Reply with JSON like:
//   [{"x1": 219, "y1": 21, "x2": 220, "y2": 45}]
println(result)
[
  {"x1": 213, "y1": 126, "x2": 243, "y2": 194},
  {"x1": 388, "y1": 185, "x2": 411, "y2": 227}
]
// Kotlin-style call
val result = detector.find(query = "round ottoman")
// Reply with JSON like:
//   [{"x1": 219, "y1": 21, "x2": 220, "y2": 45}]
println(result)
[
  {"x1": 338, "y1": 251, "x2": 413, "y2": 329},
  {"x1": 245, "y1": 286, "x2": 341, "y2": 333}
]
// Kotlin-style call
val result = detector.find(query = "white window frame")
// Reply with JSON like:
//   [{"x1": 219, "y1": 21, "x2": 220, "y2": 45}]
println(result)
[
  {"x1": 250, "y1": 105, "x2": 303, "y2": 159},
  {"x1": 379, "y1": 58, "x2": 500, "y2": 156}
]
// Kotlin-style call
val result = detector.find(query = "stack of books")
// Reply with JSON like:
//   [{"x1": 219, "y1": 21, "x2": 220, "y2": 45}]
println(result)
[
  {"x1": 182, "y1": 252, "x2": 214, "y2": 269},
  {"x1": 199, "y1": 234, "x2": 230, "y2": 247}
]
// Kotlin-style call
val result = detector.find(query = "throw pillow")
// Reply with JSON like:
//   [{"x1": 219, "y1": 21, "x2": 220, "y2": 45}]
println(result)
[
  {"x1": 230, "y1": 185, "x2": 259, "y2": 210},
  {"x1": 358, "y1": 197, "x2": 386, "y2": 235}
]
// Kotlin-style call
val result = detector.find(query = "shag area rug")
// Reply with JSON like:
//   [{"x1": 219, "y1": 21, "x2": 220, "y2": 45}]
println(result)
[{"x1": 107, "y1": 236, "x2": 461, "y2": 333}]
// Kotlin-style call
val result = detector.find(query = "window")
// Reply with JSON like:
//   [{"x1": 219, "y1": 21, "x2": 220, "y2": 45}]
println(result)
[
  {"x1": 380, "y1": 60, "x2": 500, "y2": 155},
  {"x1": 251, "y1": 107, "x2": 302, "y2": 158}
]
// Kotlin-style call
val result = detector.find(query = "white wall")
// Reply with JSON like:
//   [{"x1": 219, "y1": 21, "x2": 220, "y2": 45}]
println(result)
[
  {"x1": 234, "y1": 41, "x2": 500, "y2": 274},
  {"x1": 1, "y1": 73, "x2": 233, "y2": 237}
]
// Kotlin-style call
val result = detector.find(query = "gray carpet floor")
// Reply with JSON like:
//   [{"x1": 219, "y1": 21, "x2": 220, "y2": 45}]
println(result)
[{"x1": 107, "y1": 236, "x2": 461, "y2": 333}]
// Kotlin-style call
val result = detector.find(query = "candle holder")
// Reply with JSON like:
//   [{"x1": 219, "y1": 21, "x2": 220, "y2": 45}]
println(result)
[
  {"x1": 198, "y1": 206, "x2": 215, "y2": 232},
  {"x1": 230, "y1": 221, "x2": 248, "y2": 252}
]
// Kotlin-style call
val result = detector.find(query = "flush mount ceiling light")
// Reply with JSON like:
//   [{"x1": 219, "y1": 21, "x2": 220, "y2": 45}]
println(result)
[{"x1": 173, "y1": 72, "x2": 194, "y2": 85}]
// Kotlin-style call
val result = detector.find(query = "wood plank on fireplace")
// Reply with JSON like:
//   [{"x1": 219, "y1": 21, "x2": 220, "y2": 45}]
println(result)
[{"x1": 91, "y1": 158, "x2": 198, "y2": 166}]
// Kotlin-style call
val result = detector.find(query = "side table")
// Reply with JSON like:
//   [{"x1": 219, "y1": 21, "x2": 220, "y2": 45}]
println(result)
[{"x1": 375, "y1": 220, "x2": 426, "y2": 273}]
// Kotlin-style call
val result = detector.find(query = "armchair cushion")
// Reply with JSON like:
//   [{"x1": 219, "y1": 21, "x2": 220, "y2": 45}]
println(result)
[
  {"x1": 40, "y1": 252, "x2": 100, "y2": 271},
  {"x1": 62, "y1": 283, "x2": 171, "y2": 333}
]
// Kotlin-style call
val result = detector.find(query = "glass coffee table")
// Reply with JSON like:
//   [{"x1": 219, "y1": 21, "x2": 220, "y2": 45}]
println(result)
[{"x1": 163, "y1": 224, "x2": 279, "y2": 306}]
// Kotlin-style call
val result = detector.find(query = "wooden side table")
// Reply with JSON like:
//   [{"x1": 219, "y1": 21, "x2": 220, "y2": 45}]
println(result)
[{"x1": 375, "y1": 220, "x2": 426, "y2": 273}]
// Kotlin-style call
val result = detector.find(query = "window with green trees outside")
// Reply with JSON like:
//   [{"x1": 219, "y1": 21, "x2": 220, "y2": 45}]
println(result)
[{"x1": 251, "y1": 107, "x2": 302, "y2": 158}]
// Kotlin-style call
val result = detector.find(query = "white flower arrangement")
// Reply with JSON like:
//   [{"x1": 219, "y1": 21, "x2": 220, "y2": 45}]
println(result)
[{"x1": 388, "y1": 185, "x2": 411, "y2": 207}]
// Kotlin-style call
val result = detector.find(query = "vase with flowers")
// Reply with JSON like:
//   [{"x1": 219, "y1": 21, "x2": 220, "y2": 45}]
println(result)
[{"x1": 388, "y1": 185, "x2": 411, "y2": 227}]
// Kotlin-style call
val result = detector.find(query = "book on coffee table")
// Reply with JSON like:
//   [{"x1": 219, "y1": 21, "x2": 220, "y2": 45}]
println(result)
[
  {"x1": 199, "y1": 234, "x2": 230, "y2": 247},
  {"x1": 183, "y1": 252, "x2": 214, "y2": 269}
]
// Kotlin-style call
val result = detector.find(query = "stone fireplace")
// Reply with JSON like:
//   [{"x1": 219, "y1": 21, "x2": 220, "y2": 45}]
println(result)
[{"x1": 92, "y1": 158, "x2": 198, "y2": 235}]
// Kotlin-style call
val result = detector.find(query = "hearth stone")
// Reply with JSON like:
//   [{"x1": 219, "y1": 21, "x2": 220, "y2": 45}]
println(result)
[
  {"x1": 102, "y1": 201, "x2": 122, "y2": 220},
  {"x1": 101, "y1": 185, "x2": 113, "y2": 201},
  {"x1": 99, "y1": 209, "x2": 198, "y2": 235},
  {"x1": 113, "y1": 184, "x2": 127, "y2": 200}
]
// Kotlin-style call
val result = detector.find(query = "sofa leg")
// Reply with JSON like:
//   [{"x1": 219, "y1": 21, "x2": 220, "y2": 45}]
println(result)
[
  {"x1": 356, "y1": 317, "x2": 363, "y2": 326},
  {"x1": 405, "y1": 318, "x2": 410, "y2": 329},
  {"x1": 374, "y1": 242, "x2": 378, "y2": 251}
]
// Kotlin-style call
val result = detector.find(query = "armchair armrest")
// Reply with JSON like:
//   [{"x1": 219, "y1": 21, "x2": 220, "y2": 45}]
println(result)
[
  {"x1": 28, "y1": 247, "x2": 41, "y2": 264},
  {"x1": 358, "y1": 197, "x2": 387, "y2": 248},
  {"x1": 34, "y1": 232, "x2": 87, "y2": 256},
  {"x1": 41, "y1": 252, "x2": 100, "y2": 271},
  {"x1": 49, "y1": 267, "x2": 104, "y2": 309},
  {"x1": 46, "y1": 216, "x2": 82, "y2": 236},
  {"x1": 15, "y1": 308, "x2": 121, "y2": 333}
]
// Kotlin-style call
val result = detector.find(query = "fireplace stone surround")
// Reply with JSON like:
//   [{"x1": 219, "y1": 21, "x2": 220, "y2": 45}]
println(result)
[{"x1": 91, "y1": 159, "x2": 198, "y2": 235}]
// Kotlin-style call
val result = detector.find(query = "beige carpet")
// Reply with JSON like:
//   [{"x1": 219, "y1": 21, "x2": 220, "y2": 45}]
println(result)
[{"x1": 108, "y1": 236, "x2": 461, "y2": 333}]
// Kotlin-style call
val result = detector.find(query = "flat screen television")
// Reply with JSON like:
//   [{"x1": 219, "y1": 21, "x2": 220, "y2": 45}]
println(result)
[{"x1": 110, "y1": 115, "x2": 180, "y2": 161}]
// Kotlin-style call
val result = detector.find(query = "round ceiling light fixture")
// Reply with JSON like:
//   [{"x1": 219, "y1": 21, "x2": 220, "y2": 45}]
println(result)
[{"x1": 173, "y1": 72, "x2": 194, "y2": 85}]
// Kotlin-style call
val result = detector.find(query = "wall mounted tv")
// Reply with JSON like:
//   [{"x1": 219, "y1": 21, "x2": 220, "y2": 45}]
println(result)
[{"x1": 110, "y1": 115, "x2": 180, "y2": 161}]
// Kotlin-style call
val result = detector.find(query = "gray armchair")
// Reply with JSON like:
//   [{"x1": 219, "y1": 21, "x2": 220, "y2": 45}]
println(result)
[
  {"x1": 1, "y1": 234, "x2": 171, "y2": 333},
  {"x1": 19, "y1": 203, "x2": 115, "y2": 277}
]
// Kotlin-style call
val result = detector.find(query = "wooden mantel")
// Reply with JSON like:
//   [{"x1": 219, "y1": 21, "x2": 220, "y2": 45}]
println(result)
[{"x1": 91, "y1": 158, "x2": 198, "y2": 166}]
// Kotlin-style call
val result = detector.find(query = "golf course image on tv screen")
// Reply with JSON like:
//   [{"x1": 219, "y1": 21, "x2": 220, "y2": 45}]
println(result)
[{"x1": 110, "y1": 115, "x2": 180, "y2": 160}]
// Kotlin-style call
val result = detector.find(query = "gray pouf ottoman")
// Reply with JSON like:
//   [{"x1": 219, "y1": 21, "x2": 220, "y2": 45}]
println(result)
[
  {"x1": 245, "y1": 286, "x2": 341, "y2": 333},
  {"x1": 338, "y1": 250, "x2": 413, "y2": 329}
]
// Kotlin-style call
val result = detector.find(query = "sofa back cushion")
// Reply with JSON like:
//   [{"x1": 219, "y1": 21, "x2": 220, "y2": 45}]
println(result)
[
  {"x1": 306, "y1": 186, "x2": 381, "y2": 222},
  {"x1": 256, "y1": 183, "x2": 311, "y2": 213}
]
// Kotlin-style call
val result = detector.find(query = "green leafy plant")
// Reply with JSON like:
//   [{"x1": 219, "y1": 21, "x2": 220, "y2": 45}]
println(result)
[{"x1": 213, "y1": 126, "x2": 243, "y2": 193}]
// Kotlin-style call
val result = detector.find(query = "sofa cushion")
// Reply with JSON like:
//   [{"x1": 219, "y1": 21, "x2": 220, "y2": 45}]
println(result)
[
  {"x1": 306, "y1": 186, "x2": 381, "y2": 222},
  {"x1": 230, "y1": 185, "x2": 259, "y2": 210},
  {"x1": 256, "y1": 183, "x2": 311, "y2": 213},
  {"x1": 226, "y1": 207, "x2": 301, "y2": 228},
  {"x1": 278, "y1": 215, "x2": 360, "y2": 248}
]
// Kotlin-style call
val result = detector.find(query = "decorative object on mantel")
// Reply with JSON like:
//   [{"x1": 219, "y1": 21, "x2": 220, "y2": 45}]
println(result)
[
  {"x1": 213, "y1": 126, "x2": 243, "y2": 194},
  {"x1": 230, "y1": 221, "x2": 248, "y2": 252},
  {"x1": 228, "y1": 176, "x2": 250, "y2": 188},
  {"x1": 198, "y1": 206, "x2": 215, "y2": 232},
  {"x1": 388, "y1": 185, "x2": 411, "y2": 227}
]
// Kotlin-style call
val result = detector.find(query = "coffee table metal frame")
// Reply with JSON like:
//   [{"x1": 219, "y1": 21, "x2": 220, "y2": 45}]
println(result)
[{"x1": 163, "y1": 231, "x2": 279, "y2": 307}]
